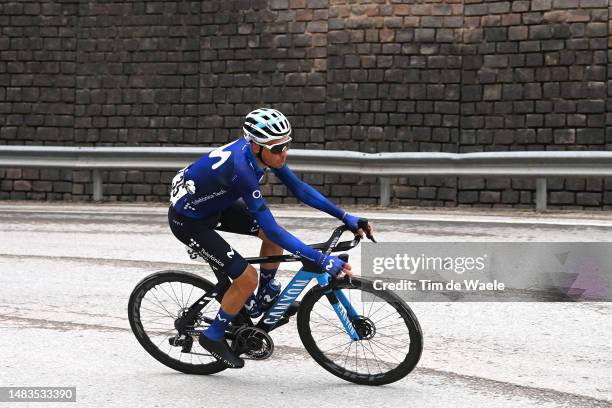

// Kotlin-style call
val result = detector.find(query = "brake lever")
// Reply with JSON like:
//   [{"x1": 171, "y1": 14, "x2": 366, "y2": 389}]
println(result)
[{"x1": 357, "y1": 218, "x2": 377, "y2": 243}]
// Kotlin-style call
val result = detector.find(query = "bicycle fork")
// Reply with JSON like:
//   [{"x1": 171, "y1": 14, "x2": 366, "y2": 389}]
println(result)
[{"x1": 316, "y1": 274, "x2": 361, "y2": 341}]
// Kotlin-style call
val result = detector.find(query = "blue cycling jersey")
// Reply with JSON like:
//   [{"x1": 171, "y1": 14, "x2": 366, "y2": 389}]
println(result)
[{"x1": 170, "y1": 137, "x2": 346, "y2": 264}]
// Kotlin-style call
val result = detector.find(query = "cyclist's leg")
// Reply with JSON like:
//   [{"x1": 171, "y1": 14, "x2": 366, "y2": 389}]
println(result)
[
  {"x1": 219, "y1": 265, "x2": 257, "y2": 314},
  {"x1": 215, "y1": 200, "x2": 283, "y2": 291},
  {"x1": 168, "y1": 205, "x2": 257, "y2": 307},
  {"x1": 214, "y1": 199, "x2": 261, "y2": 237},
  {"x1": 168, "y1": 206, "x2": 253, "y2": 367}
]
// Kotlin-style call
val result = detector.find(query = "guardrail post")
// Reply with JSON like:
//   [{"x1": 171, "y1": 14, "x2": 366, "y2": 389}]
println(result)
[
  {"x1": 379, "y1": 177, "x2": 390, "y2": 207},
  {"x1": 536, "y1": 177, "x2": 547, "y2": 212},
  {"x1": 92, "y1": 170, "x2": 103, "y2": 201}
]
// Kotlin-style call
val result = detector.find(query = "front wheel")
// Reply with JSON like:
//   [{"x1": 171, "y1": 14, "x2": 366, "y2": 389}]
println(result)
[{"x1": 297, "y1": 277, "x2": 423, "y2": 385}]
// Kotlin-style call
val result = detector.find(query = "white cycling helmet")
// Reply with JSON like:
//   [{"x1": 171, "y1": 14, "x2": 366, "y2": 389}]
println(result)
[{"x1": 243, "y1": 108, "x2": 292, "y2": 144}]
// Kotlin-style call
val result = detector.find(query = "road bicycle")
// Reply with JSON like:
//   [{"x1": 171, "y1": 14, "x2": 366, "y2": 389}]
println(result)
[{"x1": 128, "y1": 224, "x2": 423, "y2": 385}]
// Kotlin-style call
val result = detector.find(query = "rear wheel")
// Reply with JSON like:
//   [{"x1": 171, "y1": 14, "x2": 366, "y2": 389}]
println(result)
[
  {"x1": 297, "y1": 277, "x2": 423, "y2": 385},
  {"x1": 127, "y1": 270, "x2": 227, "y2": 375}
]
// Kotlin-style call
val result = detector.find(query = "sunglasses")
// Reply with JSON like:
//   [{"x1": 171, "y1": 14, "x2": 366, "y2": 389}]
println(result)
[{"x1": 255, "y1": 138, "x2": 292, "y2": 154}]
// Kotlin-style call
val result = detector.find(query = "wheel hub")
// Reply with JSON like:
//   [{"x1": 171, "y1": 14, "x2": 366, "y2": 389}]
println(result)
[{"x1": 352, "y1": 316, "x2": 376, "y2": 340}]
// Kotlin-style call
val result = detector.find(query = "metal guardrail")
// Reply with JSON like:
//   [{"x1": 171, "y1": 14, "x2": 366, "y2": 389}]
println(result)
[{"x1": 1, "y1": 145, "x2": 612, "y2": 211}]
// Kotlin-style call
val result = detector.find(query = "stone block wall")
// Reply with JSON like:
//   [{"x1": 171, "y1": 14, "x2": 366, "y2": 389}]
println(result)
[{"x1": 1, "y1": 0, "x2": 612, "y2": 208}]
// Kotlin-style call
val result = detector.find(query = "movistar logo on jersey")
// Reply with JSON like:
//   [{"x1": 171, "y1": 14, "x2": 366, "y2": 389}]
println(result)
[
  {"x1": 325, "y1": 259, "x2": 334, "y2": 271},
  {"x1": 210, "y1": 140, "x2": 238, "y2": 170}
]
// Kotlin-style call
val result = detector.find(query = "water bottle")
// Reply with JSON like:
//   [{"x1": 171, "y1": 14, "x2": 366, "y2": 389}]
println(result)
[
  {"x1": 244, "y1": 294, "x2": 262, "y2": 318},
  {"x1": 257, "y1": 279, "x2": 281, "y2": 311}
]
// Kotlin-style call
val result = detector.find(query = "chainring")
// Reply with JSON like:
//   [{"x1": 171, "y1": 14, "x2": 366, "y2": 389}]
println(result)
[{"x1": 233, "y1": 326, "x2": 274, "y2": 360}]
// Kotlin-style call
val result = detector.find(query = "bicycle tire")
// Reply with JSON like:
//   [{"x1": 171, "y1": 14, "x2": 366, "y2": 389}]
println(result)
[
  {"x1": 297, "y1": 277, "x2": 423, "y2": 385},
  {"x1": 127, "y1": 270, "x2": 227, "y2": 375}
]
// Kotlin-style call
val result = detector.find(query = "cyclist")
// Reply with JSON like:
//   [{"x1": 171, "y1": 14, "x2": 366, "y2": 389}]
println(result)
[{"x1": 168, "y1": 108, "x2": 373, "y2": 368}]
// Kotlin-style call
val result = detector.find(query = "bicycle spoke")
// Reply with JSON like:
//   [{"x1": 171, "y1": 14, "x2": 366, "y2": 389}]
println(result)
[
  {"x1": 148, "y1": 290, "x2": 177, "y2": 318},
  {"x1": 146, "y1": 324, "x2": 175, "y2": 335},
  {"x1": 374, "y1": 332, "x2": 409, "y2": 343},
  {"x1": 139, "y1": 304, "x2": 174, "y2": 319},
  {"x1": 184, "y1": 285, "x2": 196, "y2": 310},
  {"x1": 367, "y1": 302, "x2": 388, "y2": 320},
  {"x1": 312, "y1": 327, "x2": 346, "y2": 335},
  {"x1": 143, "y1": 325, "x2": 175, "y2": 332},
  {"x1": 321, "y1": 339, "x2": 354, "y2": 354},
  {"x1": 314, "y1": 330, "x2": 346, "y2": 343},
  {"x1": 364, "y1": 340, "x2": 396, "y2": 371},
  {"x1": 368, "y1": 338, "x2": 406, "y2": 361},
  {"x1": 366, "y1": 342, "x2": 399, "y2": 369},
  {"x1": 372, "y1": 310, "x2": 401, "y2": 326},
  {"x1": 360, "y1": 341, "x2": 371, "y2": 375},
  {"x1": 141, "y1": 297, "x2": 175, "y2": 318},
  {"x1": 140, "y1": 313, "x2": 174, "y2": 325},
  {"x1": 194, "y1": 350, "x2": 207, "y2": 365},
  {"x1": 140, "y1": 316, "x2": 174, "y2": 326},
  {"x1": 179, "y1": 283, "x2": 185, "y2": 309},
  {"x1": 310, "y1": 321, "x2": 345, "y2": 336},
  {"x1": 155, "y1": 332, "x2": 173, "y2": 350},
  {"x1": 169, "y1": 282, "x2": 183, "y2": 310},
  {"x1": 342, "y1": 341, "x2": 353, "y2": 369},
  {"x1": 367, "y1": 295, "x2": 375, "y2": 317},
  {"x1": 159, "y1": 283, "x2": 182, "y2": 311},
  {"x1": 375, "y1": 320, "x2": 406, "y2": 331},
  {"x1": 316, "y1": 300, "x2": 336, "y2": 314},
  {"x1": 311, "y1": 310, "x2": 346, "y2": 332},
  {"x1": 363, "y1": 340, "x2": 384, "y2": 373}
]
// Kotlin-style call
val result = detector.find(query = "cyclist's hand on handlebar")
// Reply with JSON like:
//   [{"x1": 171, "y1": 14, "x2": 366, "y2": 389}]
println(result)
[
  {"x1": 320, "y1": 254, "x2": 352, "y2": 279},
  {"x1": 343, "y1": 213, "x2": 376, "y2": 242}
]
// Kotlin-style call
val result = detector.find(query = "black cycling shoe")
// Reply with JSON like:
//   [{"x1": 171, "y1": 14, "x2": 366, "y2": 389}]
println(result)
[{"x1": 198, "y1": 335, "x2": 245, "y2": 369}]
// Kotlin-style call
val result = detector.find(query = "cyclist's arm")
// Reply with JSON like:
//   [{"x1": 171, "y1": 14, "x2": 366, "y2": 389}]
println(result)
[
  {"x1": 236, "y1": 164, "x2": 324, "y2": 264},
  {"x1": 272, "y1": 165, "x2": 346, "y2": 220}
]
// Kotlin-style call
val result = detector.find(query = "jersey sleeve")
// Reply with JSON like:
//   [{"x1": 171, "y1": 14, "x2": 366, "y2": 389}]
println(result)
[
  {"x1": 272, "y1": 165, "x2": 345, "y2": 220},
  {"x1": 234, "y1": 158, "x2": 324, "y2": 264}
]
